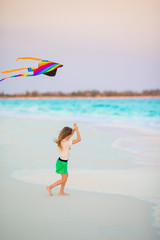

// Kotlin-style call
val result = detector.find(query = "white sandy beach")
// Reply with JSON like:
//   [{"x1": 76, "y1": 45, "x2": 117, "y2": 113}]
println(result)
[{"x1": 0, "y1": 115, "x2": 160, "y2": 240}]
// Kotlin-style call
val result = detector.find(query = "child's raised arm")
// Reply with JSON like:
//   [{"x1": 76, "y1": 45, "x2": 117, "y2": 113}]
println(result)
[{"x1": 72, "y1": 123, "x2": 81, "y2": 144}]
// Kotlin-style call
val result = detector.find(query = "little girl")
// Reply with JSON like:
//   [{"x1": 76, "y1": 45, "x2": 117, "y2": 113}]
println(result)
[{"x1": 46, "y1": 123, "x2": 81, "y2": 196}]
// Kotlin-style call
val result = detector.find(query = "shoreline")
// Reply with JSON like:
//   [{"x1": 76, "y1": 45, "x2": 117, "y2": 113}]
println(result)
[
  {"x1": 0, "y1": 113, "x2": 159, "y2": 136},
  {"x1": 0, "y1": 96, "x2": 160, "y2": 100}
]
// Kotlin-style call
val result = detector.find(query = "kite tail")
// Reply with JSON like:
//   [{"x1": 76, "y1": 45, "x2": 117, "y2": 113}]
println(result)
[
  {"x1": 1, "y1": 68, "x2": 28, "y2": 74},
  {"x1": 28, "y1": 67, "x2": 36, "y2": 72},
  {"x1": 16, "y1": 57, "x2": 43, "y2": 61},
  {"x1": 0, "y1": 73, "x2": 34, "y2": 82}
]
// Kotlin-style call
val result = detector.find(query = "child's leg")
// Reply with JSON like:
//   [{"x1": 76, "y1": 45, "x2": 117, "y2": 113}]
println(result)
[
  {"x1": 59, "y1": 174, "x2": 69, "y2": 195},
  {"x1": 46, "y1": 174, "x2": 68, "y2": 196}
]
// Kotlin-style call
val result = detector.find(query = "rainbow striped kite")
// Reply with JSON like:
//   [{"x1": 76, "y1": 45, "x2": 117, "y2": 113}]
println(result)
[{"x1": 0, "y1": 57, "x2": 63, "y2": 82}]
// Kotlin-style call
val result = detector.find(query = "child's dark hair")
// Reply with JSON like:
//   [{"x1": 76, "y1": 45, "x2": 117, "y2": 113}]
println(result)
[{"x1": 54, "y1": 127, "x2": 73, "y2": 150}]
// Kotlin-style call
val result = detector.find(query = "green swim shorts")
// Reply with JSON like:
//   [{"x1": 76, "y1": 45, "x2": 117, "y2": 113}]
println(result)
[{"x1": 56, "y1": 158, "x2": 68, "y2": 174}]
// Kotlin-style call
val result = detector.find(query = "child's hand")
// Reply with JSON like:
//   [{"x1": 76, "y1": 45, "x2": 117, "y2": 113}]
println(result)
[{"x1": 74, "y1": 123, "x2": 78, "y2": 130}]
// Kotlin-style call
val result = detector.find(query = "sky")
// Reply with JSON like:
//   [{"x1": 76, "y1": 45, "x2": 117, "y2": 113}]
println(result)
[{"x1": 0, "y1": 0, "x2": 160, "y2": 94}]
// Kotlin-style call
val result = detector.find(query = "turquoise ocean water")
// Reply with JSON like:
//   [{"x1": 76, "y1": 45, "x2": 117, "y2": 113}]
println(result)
[{"x1": 0, "y1": 98, "x2": 160, "y2": 129}]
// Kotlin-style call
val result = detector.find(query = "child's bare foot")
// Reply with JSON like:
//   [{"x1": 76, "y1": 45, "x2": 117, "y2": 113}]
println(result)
[
  {"x1": 58, "y1": 191, "x2": 70, "y2": 196},
  {"x1": 46, "y1": 186, "x2": 53, "y2": 196}
]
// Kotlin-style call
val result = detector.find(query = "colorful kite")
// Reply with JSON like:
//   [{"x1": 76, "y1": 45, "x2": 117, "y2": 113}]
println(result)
[{"x1": 0, "y1": 57, "x2": 63, "y2": 82}]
